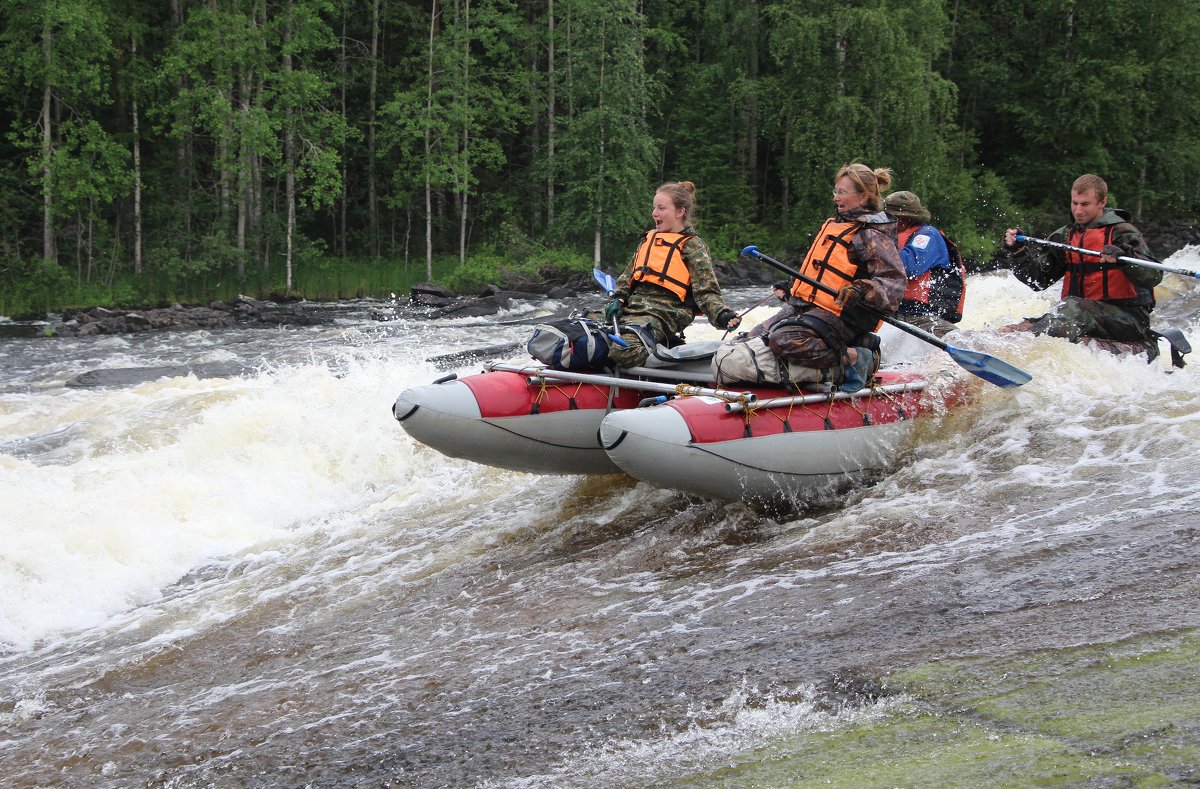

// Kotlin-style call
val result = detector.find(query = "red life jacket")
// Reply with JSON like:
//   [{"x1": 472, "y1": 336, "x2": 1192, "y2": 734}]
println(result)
[
  {"x1": 630, "y1": 231, "x2": 694, "y2": 301},
  {"x1": 898, "y1": 225, "x2": 967, "y2": 323},
  {"x1": 1062, "y1": 225, "x2": 1139, "y2": 301}
]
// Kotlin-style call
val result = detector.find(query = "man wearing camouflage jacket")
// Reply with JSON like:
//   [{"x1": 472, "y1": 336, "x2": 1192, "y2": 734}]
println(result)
[{"x1": 1003, "y1": 173, "x2": 1161, "y2": 342}]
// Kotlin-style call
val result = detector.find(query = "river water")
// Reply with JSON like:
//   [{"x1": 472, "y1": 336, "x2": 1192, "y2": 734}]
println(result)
[{"x1": 2, "y1": 257, "x2": 1199, "y2": 787}]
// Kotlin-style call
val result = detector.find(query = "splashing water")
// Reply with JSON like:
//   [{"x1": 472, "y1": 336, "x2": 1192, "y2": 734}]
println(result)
[{"x1": 0, "y1": 252, "x2": 1197, "y2": 786}]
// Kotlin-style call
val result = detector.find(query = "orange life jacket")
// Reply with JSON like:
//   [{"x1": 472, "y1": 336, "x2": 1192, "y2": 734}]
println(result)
[
  {"x1": 1062, "y1": 225, "x2": 1139, "y2": 302},
  {"x1": 630, "y1": 231, "x2": 695, "y2": 301},
  {"x1": 789, "y1": 218, "x2": 866, "y2": 318},
  {"x1": 898, "y1": 225, "x2": 967, "y2": 323}
]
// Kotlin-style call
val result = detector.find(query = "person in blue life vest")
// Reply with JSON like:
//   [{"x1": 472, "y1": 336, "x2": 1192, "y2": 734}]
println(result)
[
  {"x1": 883, "y1": 190, "x2": 967, "y2": 338},
  {"x1": 1001, "y1": 173, "x2": 1161, "y2": 344},
  {"x1": 599, "y1": 181, "x2": 741, "y2": 368},
  {"x1": 758, "y1": 163, "x2": 906, "y2": 389}
]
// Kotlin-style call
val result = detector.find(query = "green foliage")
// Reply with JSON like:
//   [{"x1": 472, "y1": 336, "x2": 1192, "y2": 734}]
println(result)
[
  {"x1": 947, "y1": 0, "x2": 1200, "y2": 221},
  {"x1": 762, "y1": 0, "x2": 963, "y2": 224},
  {"x1": 552, "y1": 0, "x2": 661, "y2": 254},
  {"x1": 2, "y1": 0, "x2": 1200, "y2": 313},
  {"x1": 929, "y1": 169, "x2": 1023, "y2": 265},
  {"x1": 441, "y1": 247, "x2": 592, "y2": 294},
  {"x1": 44, "y1": 119, "x2": 132, "y2": 220},
  {"x1": 1, "y1": 0, "x2": 114, "y2": 100},
  {"x1": 0, "y1": 254, "x2": 73, "y2": 317}
]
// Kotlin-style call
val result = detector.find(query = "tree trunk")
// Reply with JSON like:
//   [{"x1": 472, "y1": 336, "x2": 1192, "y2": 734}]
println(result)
[
  {"x1": 131, "y1": 35, "x2": 143, "y2": 276},
  {"x1": 546, "y1": 0, "x2": 556, "y2": 230},
  {"x1": 1064, "y1": 4, "x2": 1074, "y2": 67},
  {"x1": 565, "y1": 9, "x2": 574, "y2": 117},
  {"x1": 74, "y1": 210, "x2": 83, "y2": 279},
  {"x1": 106, "y1": 214, "x2": 121, "y2": 286},
  {"x1": 782, "y1": 128, "x2": 790, "y2": 231},
  {"x1": 254, "y1": 64, "x2": 265, "y2": 270},
  {"x1": 86, "y1": 208, "x2": 95, "y2": 282},
  {"x1": 593, "y1": 19, "x2": 606, "y2": 267},
  {"x1": 835, "y1": 34, "x2": 846, "y2": 100},
  {"x1": 945, "y1": 0, "x2": 960, "y2": 72},
  {"x1": 1136, "y1": 161, "x2": 1147, "y2": 220},
  {"x1": 283, "y1": 7, "x2": 296, "y2": 294},
  {"x1": 41, "y1": 23, "x2": 56, "y2": 263},
  {"x1": 368, "y1": 0, "x2": 381, "y2": 257},
  {"x1": 236, "y1": 67, "x2": 250, "y2": 276},
  {"x1": 458, "y1": 0, "x2": 470, "y2": 266},
  {"x1": 404, "y1": 205, "x2": 412, "y2": 270},
  {"x1": 170, "y1": 0, "x2": 194, "y2": 255},
  {"x1": 220, "y1": 67, "x2": 233, "y2": 244},
  {"x1": 424, "y1": 0, "x2": 438, "y2": 280},
  {"x1": 746, "y1": 0, "x2": 759, "y2": 200},
  {"x1": 339, "y1": 0, "x2": 348, "y2": 259}
]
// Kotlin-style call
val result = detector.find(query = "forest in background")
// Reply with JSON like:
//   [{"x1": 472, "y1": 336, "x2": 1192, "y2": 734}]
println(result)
[{"x1": 2, "y1": 0, "x2": 1199, "y2": 317}]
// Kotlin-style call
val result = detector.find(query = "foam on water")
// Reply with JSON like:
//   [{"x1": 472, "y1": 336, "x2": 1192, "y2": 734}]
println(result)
[
  {"x1": 0, "y1": 257, "x2": 1198, "y2": 786},
  {"x1": 7, "y1": 259, "x2": 1194, "y2": 654},
  {"x1": 0, "y1": 340, "x2": 514, "y2": 651},
  {"x1": 499, "y1": 683, "x2": 906, "y2": 788}
]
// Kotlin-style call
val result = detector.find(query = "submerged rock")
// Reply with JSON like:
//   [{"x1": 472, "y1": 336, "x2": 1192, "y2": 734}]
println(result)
[{"x1": 65, "y1": 361, "x2": 255, "y2": 388}]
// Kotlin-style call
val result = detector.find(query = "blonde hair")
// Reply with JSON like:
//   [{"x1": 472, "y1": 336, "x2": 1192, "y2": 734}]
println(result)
[
  {"x1": 657, "y1": 181, "x2": 697, "y2": 223},
  {"x1": 835, "y1": 163, "x2": 894, "y2": 212},
  {"x1": 1072, "y1": 173, "x2": 1108, "y2": 203}
]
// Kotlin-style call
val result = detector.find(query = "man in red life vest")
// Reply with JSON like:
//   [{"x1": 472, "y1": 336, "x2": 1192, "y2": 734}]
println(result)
[
  {"x1": 1002, "y1": 174, "x2": 1161, "y2": 343},
  {"x1": 884, "y1": 190, "x2": 967, "y2": 338}
]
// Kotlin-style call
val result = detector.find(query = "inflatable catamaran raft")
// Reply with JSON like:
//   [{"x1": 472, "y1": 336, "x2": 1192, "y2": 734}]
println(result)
[
  {"x1": 393, "y1": 347, "x2": 747, "y2": 476},
  {"x1": 393, "y1": 345, "x2": 967, "y2": 502},
  {"x1": 394, "y1": 245, "x2": 1034, "y2": 503}
]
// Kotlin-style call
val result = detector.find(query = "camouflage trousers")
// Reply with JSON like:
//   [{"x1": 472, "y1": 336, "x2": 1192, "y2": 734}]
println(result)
[
  {"x1": 585, "y1": 312, "x2": 666, "y2": 369},
  {"x1": 607, "y1": 324, "x2": 658, "y2": 368},
  {"x1": 762, "y1": 306, "x2": 858, "y2": 370},
  {"x1": 1026, "y1": 297, "x2": 1152, "y2": 343}
]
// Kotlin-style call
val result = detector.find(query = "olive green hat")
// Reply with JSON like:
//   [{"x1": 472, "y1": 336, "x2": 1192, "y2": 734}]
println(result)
[{"x1": 884, "y1": 190, "x2": 931, "y2": 222}]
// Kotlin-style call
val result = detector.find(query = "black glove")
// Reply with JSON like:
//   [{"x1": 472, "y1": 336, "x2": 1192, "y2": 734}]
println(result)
[
  {"x1": 714, "y1": 308, "x2": 739, "y2": 330},
  {"x1": 835, "y1": 281, "x2": 869, "y2": 310},
  {"x1": 603, "y1": 298, "x2": 625, "y2": 322},
  {"x1": 1101, "y1": 244, "x2": 1124, "y2": 262},
  {"x1": 771, "y1": 280, "x2": 790, "y2": 301}
]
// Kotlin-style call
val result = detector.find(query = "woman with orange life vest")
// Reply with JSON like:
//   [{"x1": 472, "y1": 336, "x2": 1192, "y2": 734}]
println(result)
[
  {"x1": 759, "y1": 163, "x2": 906, "y2": 389},
  {"x1": 601, "y1": 181, "x2": 740, "y2": 368},
  {"x1": 1002, "y1": 173, "x2": 1161, "y2": 343},
  {"x1": 884, "y1": 190, "x2": 967, "y2": 338}
]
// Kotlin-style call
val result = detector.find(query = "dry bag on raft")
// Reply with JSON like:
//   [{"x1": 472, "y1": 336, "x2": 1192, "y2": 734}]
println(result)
[
  {"x1": 710, "y1": 335, "x2": 860, "y2": 389},
  {"x1": 527, "y1": 318, "x2": 611, "y2": 370},
  {"x1": 711, "y1": 336, "x2": 787, "y2": 385}
]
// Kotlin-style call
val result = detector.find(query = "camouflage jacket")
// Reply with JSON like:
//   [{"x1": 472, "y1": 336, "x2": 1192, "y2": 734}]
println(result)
[
  {"x1": 1005, "y1": 208, "x2": 1161, "y2": 309},
  {"x1": 611, "y1": 225, "x2": 732, "y2": 339},
  {"x1": 786, "y1": 208, "x2": 906, "y2": 319}
]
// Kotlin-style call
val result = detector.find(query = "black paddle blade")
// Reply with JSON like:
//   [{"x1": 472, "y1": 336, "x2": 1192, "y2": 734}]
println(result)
[{"x1": 946, "y1": 345, "x2": 1033, "y2": 387}]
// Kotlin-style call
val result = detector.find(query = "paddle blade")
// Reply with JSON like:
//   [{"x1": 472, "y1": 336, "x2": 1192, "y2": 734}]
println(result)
[
  {"x1": 592, "y1": 268, "x2": 617, "y2": 295},
  {"x1": 946, "y1": 345, "x2": 1033, "y2": 388}
]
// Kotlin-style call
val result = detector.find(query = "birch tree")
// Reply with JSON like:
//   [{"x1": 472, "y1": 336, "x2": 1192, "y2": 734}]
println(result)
[
  {"x1": 1, "y1": 0, "x2": 116, "y2": 265},
  {"x1": 554, "y1": 0, "x2": 658, "y2": 264}
]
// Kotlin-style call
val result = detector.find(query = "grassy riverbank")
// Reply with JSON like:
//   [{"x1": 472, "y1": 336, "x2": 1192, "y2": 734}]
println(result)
[{"x1": 0, "y1": 248, "x2": 595, "y2": 319}]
